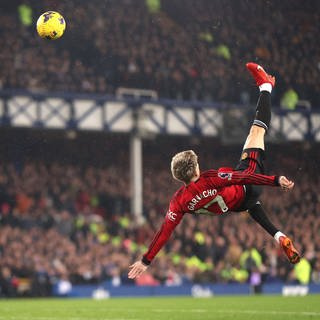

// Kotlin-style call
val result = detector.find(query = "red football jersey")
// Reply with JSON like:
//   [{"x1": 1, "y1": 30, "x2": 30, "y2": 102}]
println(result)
[{"x1": 142, "y1": 167, "x2": 279, "y2": 264}]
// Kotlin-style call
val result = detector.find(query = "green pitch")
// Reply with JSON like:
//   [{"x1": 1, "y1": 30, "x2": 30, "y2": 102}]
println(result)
[{"x1": 0, "y1": 295, "x2": 320, "y2": 320}]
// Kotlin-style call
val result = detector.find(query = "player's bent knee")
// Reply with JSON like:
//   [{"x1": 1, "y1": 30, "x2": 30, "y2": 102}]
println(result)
[{"x1": 250, "y1": 125, "x2": 266, "y2": 136}]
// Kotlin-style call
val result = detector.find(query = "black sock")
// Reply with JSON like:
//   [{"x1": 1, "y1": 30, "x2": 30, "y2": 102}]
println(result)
[
  {"x1": 253, "y1": 91, "x2": 271, "y2": 131},
  {"x1": 248, "y1": 202, "x2": 278, "y2": 237}
]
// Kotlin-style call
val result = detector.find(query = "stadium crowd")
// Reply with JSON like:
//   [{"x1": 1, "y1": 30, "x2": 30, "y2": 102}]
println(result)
[
  {"x1": 0, "y1": 0, "x2": 319, "y2": 297},
  {"x1": 0, "y1": 0, "x2": 319, "y2": 107},
  {"x1": 0, "y1": 134, "x2": 319, "y2": 297}
]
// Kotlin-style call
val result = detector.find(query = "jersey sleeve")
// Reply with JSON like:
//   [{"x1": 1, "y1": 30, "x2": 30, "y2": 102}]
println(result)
[
  {"x1": 142, "y1": 200, "x2": 184, "y2": 265},
  {"x1": 209, "y1": 168, "x2": 280, "y2": 188}
]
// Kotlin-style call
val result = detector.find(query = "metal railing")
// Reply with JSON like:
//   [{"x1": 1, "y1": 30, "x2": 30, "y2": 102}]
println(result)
[{"x1": 0, "y1": 89, "x2": 319, "y2": 142}]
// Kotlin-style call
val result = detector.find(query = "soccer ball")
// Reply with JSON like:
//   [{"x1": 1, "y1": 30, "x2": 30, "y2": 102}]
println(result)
[{"x1": 36, "y1": 11, "x2": 66, "y2": 40}]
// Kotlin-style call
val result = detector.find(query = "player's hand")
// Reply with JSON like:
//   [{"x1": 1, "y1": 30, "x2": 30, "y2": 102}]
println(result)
[
  {"x1": 279, "y1": 176, "x2": 294, "y2": 191},
  {"x1": 128, "y1": 261, "x2": 148, "y2": 279}
]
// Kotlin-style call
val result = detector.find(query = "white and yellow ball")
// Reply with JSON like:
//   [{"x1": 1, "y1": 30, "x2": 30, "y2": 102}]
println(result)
[{"x1": 36, "y1": 11, "x2": 66, "y2": 40}]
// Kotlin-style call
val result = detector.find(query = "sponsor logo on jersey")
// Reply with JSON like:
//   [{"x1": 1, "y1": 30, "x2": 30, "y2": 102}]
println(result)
[
  {"x1": 218, "y1": 172, "x2": 232, "y2": 180},
  {"x1": 167, "y1": 210, "x2": 177, "y2": 221}
]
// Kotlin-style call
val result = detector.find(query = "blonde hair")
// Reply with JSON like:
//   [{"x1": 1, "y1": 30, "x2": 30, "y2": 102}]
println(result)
[{"x1": 171, "y1": 150, "x2": 198, "y2": 183}]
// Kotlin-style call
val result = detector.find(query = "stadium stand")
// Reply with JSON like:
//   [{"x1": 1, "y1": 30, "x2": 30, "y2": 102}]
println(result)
[
  {"x1": 0, "y1": 131, "x2": 319, "y2": 296},
  {"x1": 0, "y1": 0, "x2": 319, "y2": 107}
]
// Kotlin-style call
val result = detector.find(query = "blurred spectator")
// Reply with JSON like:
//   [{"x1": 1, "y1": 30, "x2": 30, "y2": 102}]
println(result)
[
  {"x1": 18, "y1": 3, "x2": 33, "y2": 27},
  {"x1": 280, "y1": 88, "x2": 299, "y2": 110},
  {"x1": 0, "y1": 267, "x2": 17, "y2": 297}
]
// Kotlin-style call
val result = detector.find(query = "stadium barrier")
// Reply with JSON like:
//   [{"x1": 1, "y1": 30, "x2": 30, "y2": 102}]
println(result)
[
  {"x1": 0, "y1": 89, "x2": 320, "y2": 142},
  {"x1": 53, "y1": 282, "x2": 320, "y2": 298}
]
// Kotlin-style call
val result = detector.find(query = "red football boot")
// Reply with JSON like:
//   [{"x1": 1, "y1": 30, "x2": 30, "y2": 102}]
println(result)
[
  {"x1": 246, "y1": 62, "x2": 275, "y2": 87},
  {"x1": 279, "y1": 236, "x2": 301, "y2": 264}
]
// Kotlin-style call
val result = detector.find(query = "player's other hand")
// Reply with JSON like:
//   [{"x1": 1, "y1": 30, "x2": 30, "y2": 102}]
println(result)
[
  {"x1": 279, "y1": 175, "x2": 294, "y2": 191},
  {"x1": 128, "y1": 261, "x2": 148, "y2": 279}
]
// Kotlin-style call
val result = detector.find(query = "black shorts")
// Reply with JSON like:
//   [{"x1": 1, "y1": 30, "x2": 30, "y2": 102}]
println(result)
[{"x1": 234, "y1": 147, "x2": 265, "y2": 211}]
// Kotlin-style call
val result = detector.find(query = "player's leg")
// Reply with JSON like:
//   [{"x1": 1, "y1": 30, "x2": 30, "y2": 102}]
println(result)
[
  {"x1": 242, "y1": 62, "x2": 275, "y2": 151},
  {"x1": 248, "y1": 202, "x2": 301, "y2": 264},
  {"x1": 242, "y1": 63, "x2": 300, "y2": 264},
  {"x1": 236, "y1": 63, "x2": 275, "y2": 174},
  {"x1": 236, "y1": 63, "x2": 275, "y2": 175}
]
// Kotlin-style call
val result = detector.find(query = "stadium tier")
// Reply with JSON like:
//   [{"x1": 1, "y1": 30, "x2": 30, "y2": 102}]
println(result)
[{"x1": 0, "y1": 0, "x2": 319, "y2": 107}]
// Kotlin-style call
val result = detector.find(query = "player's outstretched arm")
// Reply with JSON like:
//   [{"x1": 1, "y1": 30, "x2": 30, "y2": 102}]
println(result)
[
  {"x1": 128, "y1": 205, "x2": 184, "y2": 279},
  {"x1": 128, "y1": 261, "x2": 148, "y2": 279},
  {"x1": 215, "y1": 169, "x2": 295, "y2": 190}
]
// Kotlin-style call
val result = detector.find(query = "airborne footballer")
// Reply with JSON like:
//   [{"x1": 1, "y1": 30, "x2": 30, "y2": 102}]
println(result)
[{"x1": 128, "y1": 63, "x2": 301, "y2": 279}]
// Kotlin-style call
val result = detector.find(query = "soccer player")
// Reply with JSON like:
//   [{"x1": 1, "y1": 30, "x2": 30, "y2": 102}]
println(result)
[{"x1": 128, "y1": 63, "x2": 301, "y2": 279}]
